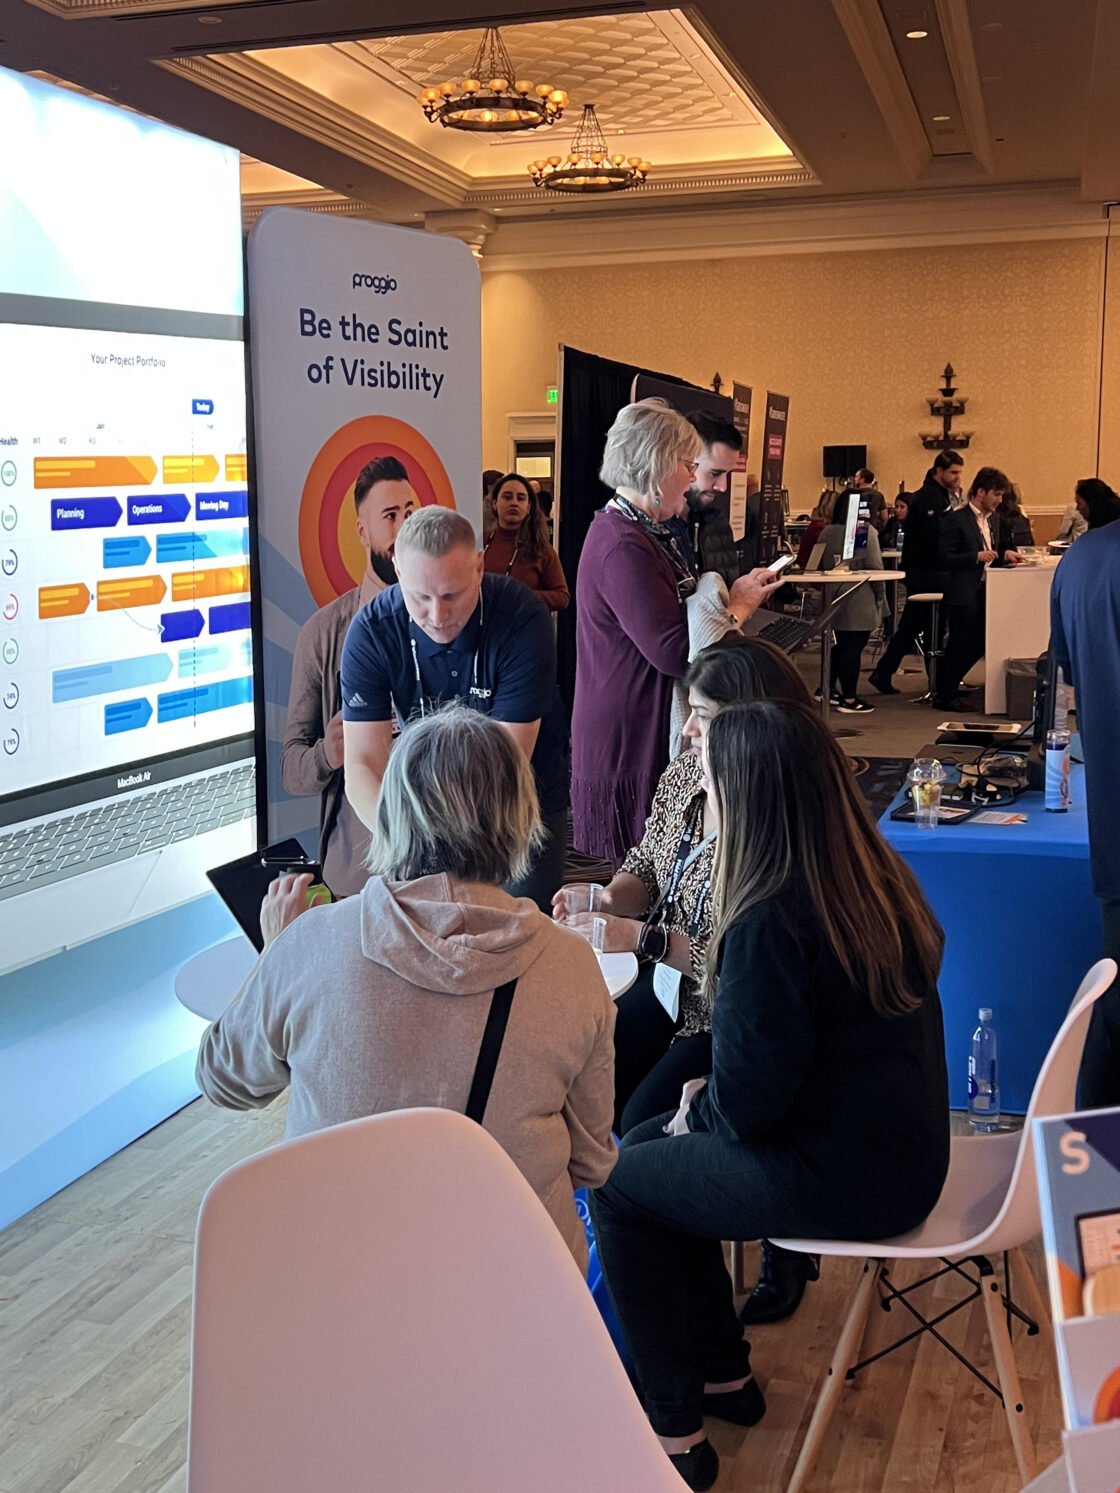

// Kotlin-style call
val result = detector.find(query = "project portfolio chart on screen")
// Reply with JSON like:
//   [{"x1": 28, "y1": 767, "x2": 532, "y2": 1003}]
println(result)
[
  {"x1": 1, "y1": 327, "x2": 251, "y2": 796},
  {"x1": 0, "y1": 64, "x2": 255, "y2": 974}
]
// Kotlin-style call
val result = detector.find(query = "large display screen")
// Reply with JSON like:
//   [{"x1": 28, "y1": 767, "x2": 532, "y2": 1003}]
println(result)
[{"x1": 0, "y1": 67, "x2": 251, "y2": 819}]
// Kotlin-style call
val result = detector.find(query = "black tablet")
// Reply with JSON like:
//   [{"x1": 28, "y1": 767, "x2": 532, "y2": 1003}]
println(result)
[
  {"x1": 207, "y1": 838, "x2": 317, "y2": 952},
  {"x1": 889, "y1": 801, "x2": 976, "y2": 824}
]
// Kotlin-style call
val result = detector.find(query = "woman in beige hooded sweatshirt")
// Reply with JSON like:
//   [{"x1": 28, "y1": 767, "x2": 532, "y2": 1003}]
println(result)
[{"x1": 196, "y1": 706, "x2": 617, "y2": 1266}]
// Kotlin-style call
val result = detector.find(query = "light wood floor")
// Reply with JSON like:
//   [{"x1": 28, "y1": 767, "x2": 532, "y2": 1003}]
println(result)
[{"x1": 0, "y1": 1097, "x2": 1062, "y2": 1493}]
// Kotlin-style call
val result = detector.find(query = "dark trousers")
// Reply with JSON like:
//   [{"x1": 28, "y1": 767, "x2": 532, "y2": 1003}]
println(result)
[
  {"x1": 612, "y1": 968, "x2": 714, "y2": 1134},
  {"x1": 937, "y1": 598, "x2": 985, "y2": 705},
  {"x1": 589, "y1": 1117, "x2": 757, "y2": 1438},
  {"x1": 1077, "y1": 897, "x2": 1120, "y2": 1108},
  {"x1": 505, "y1": 807, "x2": 568, "y2": 913},
  {"x1": 830, "y1": 629, "x2": 871, "y2": 699},
  {"x1": 590, "y1": 1118, "x2": 928, "y2": 1436},
  {"x1": 872, "y1": 590, "x2": 940, "y2": 685}
]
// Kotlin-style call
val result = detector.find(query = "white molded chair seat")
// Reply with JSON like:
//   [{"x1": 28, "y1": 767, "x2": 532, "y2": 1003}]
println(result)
[
  {"x1": 188, "y1": 1107, "x2": 682, "y2": 1493},
  {"x1": 772, "y1": 957, "x2": 1116, "y2": 1493},
  {"x1": 779, "y1": 1127, "x2": 1021, "y2": 1261}
]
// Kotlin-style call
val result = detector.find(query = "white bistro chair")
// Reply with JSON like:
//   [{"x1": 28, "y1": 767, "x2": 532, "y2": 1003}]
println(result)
[
  {"x1": 772, "y1": 958, "x2": 1116, "y2": 1492},
  {"x1": 188, "y1": 1106, "x2": 681, "y2": 1493}
]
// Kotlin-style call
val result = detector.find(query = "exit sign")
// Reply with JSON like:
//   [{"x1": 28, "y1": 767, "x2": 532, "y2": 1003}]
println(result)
[{"x1": 546, "y1": 386, "x2": 558, "y2": 405}]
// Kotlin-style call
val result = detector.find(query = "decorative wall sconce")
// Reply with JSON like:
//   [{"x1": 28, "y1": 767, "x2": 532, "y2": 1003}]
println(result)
[{"x1": 921, "y1": 363, "x2": 973, "y2": 450}]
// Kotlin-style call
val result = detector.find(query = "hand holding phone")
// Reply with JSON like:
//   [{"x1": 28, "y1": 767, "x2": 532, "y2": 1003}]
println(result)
[{"x1": 259, "y1": 853, "x2": 331, "y2": 913}]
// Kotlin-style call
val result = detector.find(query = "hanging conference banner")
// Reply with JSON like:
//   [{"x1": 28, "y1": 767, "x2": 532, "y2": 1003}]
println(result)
[
  {"x1": 729, "y1": 382, "x2": 753, "y2": 540},
  {"x1": 761, "y1": 390, "x2": 790, "y2": 492},
  {"x1": 247, "y1": 209, "x2": 481, "y2": 847}
]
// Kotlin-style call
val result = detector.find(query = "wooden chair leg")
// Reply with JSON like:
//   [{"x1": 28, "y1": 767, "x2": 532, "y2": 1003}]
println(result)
[
  {"x1": 1009, "y1": 1247, "x2": 1052, "y2": 1344},
  {"x1": 787, "y1": 1259, "x2": 881, "y2": 1493},
  {"x1": 980, "y1": 1273, "x2": 1038, "y2": 1485}
]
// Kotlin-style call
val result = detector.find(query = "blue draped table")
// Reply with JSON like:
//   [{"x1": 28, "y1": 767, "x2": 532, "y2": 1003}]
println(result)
[{"x1": 879, "y1": 763, "x2": 1098, "y2": 1111}]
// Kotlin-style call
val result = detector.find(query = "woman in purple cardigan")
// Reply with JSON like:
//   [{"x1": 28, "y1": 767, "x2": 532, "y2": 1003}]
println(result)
[{"x1": 571, "y1": 399, "x2": 779, "y2": 867}]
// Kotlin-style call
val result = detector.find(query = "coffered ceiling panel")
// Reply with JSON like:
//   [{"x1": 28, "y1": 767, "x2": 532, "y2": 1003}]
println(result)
[{"x1": 348, "y1": 12, "x2": 762, "y2": 137}]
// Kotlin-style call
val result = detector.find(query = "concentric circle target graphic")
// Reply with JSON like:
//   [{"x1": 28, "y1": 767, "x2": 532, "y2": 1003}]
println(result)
[{"x1": 298, "y1": 416, "x2": 455, "y2": 606}]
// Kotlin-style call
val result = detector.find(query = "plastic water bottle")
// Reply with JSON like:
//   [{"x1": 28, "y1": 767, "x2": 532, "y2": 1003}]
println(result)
[
  {"x1": 1053, "y1": 666, "x2": 1071, "y2": 735},
  {"x1": 1045, "y1": 728, "x2": 1071, "y2": 812},
  {"x1": 968, "y1": 1009, "x2": 1001, "y2": 1132}
]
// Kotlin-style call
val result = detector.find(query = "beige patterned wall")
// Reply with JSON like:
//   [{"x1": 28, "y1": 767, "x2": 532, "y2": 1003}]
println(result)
[{"x1": 482, "y1": 237, "x2": 1117, "y2": 519}]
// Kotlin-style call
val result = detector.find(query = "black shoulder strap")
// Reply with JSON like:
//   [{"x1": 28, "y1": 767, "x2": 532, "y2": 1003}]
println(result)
[{"x1": 464, "y1": 978, "x2": 518, "y2": 1125}]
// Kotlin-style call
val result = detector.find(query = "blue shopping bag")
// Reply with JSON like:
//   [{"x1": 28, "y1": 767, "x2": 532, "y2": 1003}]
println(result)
[{"x1": 574, "y1": 1187, "x2": 632, "y2": 1374}]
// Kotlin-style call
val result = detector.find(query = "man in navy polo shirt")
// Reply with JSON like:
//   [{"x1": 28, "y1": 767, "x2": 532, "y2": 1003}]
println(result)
[{"x1": 341, "y1": 505, "x2": 569, "y2": 911}]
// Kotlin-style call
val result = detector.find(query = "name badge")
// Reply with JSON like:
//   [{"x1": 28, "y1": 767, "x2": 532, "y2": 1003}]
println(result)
[{"x1": 653, "y1": 964, "x2": 681, "y2": 1022}]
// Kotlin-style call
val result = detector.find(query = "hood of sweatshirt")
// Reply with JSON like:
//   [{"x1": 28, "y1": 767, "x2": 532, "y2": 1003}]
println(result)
[{"x1": 358, "y1": 873, "x2": 555, "y2": 995}]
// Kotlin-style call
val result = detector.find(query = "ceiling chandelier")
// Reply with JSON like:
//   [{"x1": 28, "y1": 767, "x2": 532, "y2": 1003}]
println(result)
[
  {"x1": 418, "y1": 27, "x2": 567, "y2": 133},
  {"x1": 529, "y1": 103, "x2": 651, "y2": 193}
]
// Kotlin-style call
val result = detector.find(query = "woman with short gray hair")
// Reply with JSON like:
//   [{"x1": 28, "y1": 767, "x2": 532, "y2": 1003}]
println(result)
[
  {"x1": 571, "y1": 399, "x2": 781, "y2": 867},
  {"x1": 197, "y1": 705, "x2": 616, "y2": 1266}
]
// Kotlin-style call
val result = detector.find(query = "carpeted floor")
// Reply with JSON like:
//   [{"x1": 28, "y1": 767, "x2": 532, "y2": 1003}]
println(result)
[{"x1": 562, "y1": 756, "x2": 913, "y2": 884}]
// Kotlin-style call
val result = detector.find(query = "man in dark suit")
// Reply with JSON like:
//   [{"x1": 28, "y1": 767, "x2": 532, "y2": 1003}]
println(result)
[
  {"x1": 933, "y1": 465, "x2": 1022, "y2": 709},
  {"x1": 868, "y1": 448, "x2": 963, "y2": 695}
]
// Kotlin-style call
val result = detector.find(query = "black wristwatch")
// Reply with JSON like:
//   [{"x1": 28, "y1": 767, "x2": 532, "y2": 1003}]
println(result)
[{"x1": 635, "y1": 922, "x2": 670, "y2": 966}]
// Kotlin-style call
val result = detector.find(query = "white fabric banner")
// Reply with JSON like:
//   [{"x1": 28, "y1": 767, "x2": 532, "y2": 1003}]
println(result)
[{"x1": 247, "y1": 210, "x2": 482, "y2": 845}]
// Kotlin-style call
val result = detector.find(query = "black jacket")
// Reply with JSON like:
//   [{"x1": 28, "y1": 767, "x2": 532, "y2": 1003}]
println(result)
[
  {"x1": 687, "y1": 886, "x2": 950, "y2": 1239},
  {"x1": 999, "y1": 509, "x2": 1035, "y2": 549},
  {"x1": 683, "y1": 501, "x2": 740, "y2": 585},
  {"x1": 901, "y1": 475, "x2": 953, "y2": 585},
  {"x1": 938, "y1": 503, "x2": 1018, "y2": 607}
]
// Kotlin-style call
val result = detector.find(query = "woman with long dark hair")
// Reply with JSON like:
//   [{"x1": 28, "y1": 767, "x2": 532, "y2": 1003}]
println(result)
[
  {"x1": 591, "y1": 700, "x2": 950, "y2": 1490},
  {"x1": 557, "y1": 635, "x2": 810, "y2": 1133},
  {"x1": 1074, "y1": 477, "x2": 1120, "y2": 532},
  {"x1": 998, "y1": 484, "x2": 1035, "y2": 548},
  {"x1": 483, "y1": 471, "x2": 569, "y2": 610}
]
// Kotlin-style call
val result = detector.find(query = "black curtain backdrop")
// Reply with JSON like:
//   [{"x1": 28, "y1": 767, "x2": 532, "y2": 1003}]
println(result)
[{"x1": 555, "y1": 346, "x2": 696, "y2": 709}]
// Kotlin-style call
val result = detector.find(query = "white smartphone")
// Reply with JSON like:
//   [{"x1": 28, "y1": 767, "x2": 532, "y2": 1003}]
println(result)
[{"x1": 767, "y1": 553, "x2": 795, "y2": 574}]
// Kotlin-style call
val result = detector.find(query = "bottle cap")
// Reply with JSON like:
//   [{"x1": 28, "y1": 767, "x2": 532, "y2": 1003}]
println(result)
[{"x1": 979, "y1": 1007, "x2": 993, "y2": 1021}]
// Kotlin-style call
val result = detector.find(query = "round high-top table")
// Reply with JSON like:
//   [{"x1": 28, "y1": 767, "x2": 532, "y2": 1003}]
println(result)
[
  {"x1": 176, "y1": 935, "x2": 639, "y2": 1024},
  {"x1": 788, "y1": 570, "x2": 907, "y2": 734}
]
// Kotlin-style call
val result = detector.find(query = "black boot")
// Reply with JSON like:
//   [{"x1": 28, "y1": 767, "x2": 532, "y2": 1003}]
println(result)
[
  {"x1": 667, "y1": 1439, "x2": 718, "y2": 1491},
  {"x1": 738, "y1": 1241, "x2": 818, "y2": 1325}
]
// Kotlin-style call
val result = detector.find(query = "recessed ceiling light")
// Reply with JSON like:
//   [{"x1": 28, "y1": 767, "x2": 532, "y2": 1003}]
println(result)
[
  {"x1": 906, "y1": 30, "x2": 929, "y2": 40},
  {"x1": 197, "y1": 13, "x2": 222, "y2": 22},
  {"x1": 932, "y1": 114, "x2": 951, "y2": 122}
]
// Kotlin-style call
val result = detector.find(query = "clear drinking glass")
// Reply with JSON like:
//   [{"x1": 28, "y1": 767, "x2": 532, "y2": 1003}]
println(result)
[
  {"x1": 908, "y1": 758, "x2": 946, "y2": 829},
  {"x1": 589, "y1": 916, "x2": 607, "y2": 961},
  {"x1": 568, "y1": 883, "x2": 603, "y2": 915}
]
